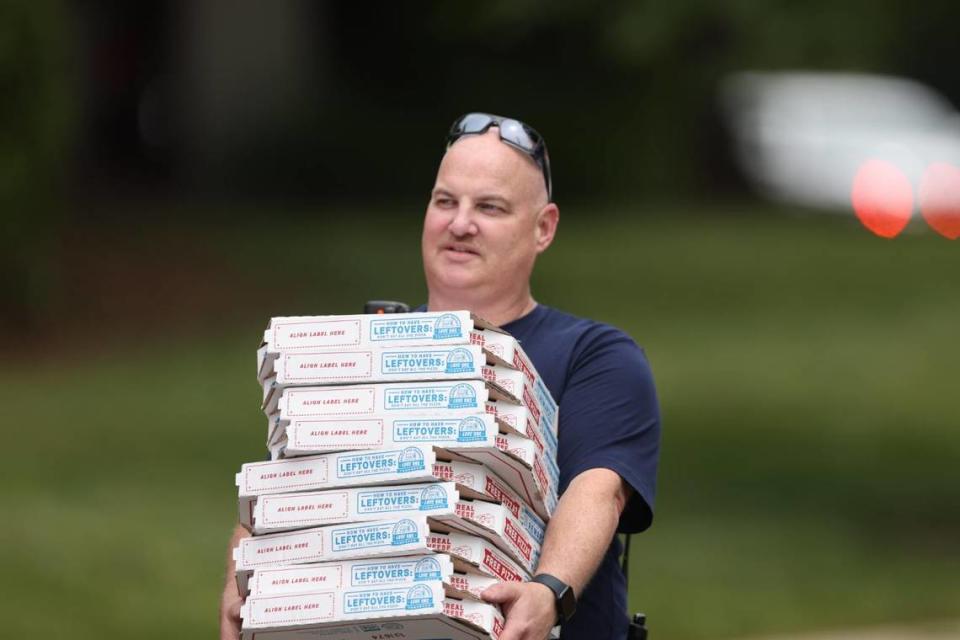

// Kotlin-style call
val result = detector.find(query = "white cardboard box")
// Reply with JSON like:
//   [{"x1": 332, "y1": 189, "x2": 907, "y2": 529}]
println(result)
[
  {"x1": 234, "y1": 516, "x2": 433, "y2": 589},
  {"x1": 237, "y1": 447, "x2": 500, "y2": 520},
  {"x1": 459, "y1": 433, "x2": 559, "y2": 521},
  {"x1": 447, "y1": 572, "x2": 499, "y2": 601},
  {"x1": 240, "y1": 594, "x2": 503, "y2": 640},
  {"x1": 245, "y1": 554, "x2": 454, "y2": 597},
  {"x1": 238, "y1": 445, "x2": 441, "y2": 498},
  {"x1": 241, "y1": 581, "x2": 448, "y2": 629},
  {"x1": 267, "y1": 380, "x2": 493, "y2": 424},
  {"x1": 261, "y1": 347, "x2": 525, "y2": 411},
  {"x1": 256, "y1": 311, "x2": 519, "y2": 379},
  {"x1": 432, "y1": 460, "x2": 546, "y2": 530},
  {"x1": 268, "y1": 413, "x2": 557, "y2": 521},
  {"x1": 238, "y1": 452, "x2": 530, "y2": 518},
  {"x1": 238, "y1": 494, "x2": 543, "y2": 576},
  {"x1": 426, "y1": 530, "x2": 530, "y2": 583},
  {"x1": 486, "y1": 400, "x2": 558, "y2": 455},
  {"x1": 269, "y1": 413, "x2": 557, "y2": 521},
  {"x1": 243, "y1": 482, "x2": 460, "y2": 534},
  {"x1": 432, "y1": 500, "x2": 544, "y2": 575}
]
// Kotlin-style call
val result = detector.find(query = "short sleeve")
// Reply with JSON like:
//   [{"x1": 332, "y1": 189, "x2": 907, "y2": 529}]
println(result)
[{"x1": 556, "y1": 326, "x2": 661, "y2": 533}]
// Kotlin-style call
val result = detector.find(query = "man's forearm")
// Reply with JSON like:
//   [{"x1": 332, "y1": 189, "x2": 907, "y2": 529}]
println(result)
[{"x1": 534, "y1": 468, "x2": 631, "y2": 597}]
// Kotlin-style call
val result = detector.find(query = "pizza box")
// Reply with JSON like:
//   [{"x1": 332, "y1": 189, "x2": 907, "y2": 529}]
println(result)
[
  {"x1": 242, "y1": 482, "x2": 460, "y2": 535},
  {"x1": 256, "y1": 311, "x2": 520, "y2": 380},
  {"x1": 237, "y1": 446, "x2": 502, "y2": 519},
  {"x1": 485, "y1": 400, "x2": 558, "y2": 454},
  {"x1": 243, "y1": 555, "x2": 492, "y2": 603},
  {"x1": 274, "y1": 413, "x2": 498, "y2": 458},
  {"x1": 240, "y1": 491, "x2": 543, "y2": 575},
  {"x1": 260, "y1": 346, "x2": 525, "y2": 411},
  {"x1": 430, "y1": 500, "x2": 544, "y2": 575},
  {"x1": 447, "y1": 572, "x2": 499, "y2": 601},
  {"x1": 240, "y1": 581, "x2": 447, "y2": 629},
  {"x1": 267, "y1": 414, "x2": 557, "y2": 521},
  {"x1": 240, "y1": 592, "x2": 503, "y2": 640},
  {"x1": 245, "y1": 554, "x2": 454, "y2": 597},
  {"x1": 458, "y1": 433, "x2": 559, "y2": 521},
  {"x1": 484, "y1": 366, "x2": 558, "y2": 438},
  {"x1": 238, "y1": 451, "x2": 533, "y2": 518},
  {"x1": 233, "y1": 517, "x2": 432, "y2": 590},
  {"x1": 426, "y1": 530, "x2": 530, "y2": 583},
  {"x1": 432, "y1": 459, "x2": 545, "y2": 526},
  {"x1": 265, "y1": 380, "x2": 507, "y2": 426}
]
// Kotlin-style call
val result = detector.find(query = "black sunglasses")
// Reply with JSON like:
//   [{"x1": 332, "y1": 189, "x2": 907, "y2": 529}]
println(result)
[{"x1": 447, "y1": 112, "x2": 553, "y2": 200}]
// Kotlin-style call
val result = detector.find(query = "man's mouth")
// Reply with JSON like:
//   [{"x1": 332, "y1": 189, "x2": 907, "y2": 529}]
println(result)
[{"x1": 442, "y1": 243, "x2": 480, "y2": 257}]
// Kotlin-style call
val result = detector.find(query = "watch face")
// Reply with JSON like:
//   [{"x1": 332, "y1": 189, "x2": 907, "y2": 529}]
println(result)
[{"x1": 558, "y1": 584, "x2": 576, "y2": 622}]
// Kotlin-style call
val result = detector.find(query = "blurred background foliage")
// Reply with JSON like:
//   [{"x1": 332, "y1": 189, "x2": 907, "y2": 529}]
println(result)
[{"x1": 1, "y1": 2, "x2": 958, "y2": 639}]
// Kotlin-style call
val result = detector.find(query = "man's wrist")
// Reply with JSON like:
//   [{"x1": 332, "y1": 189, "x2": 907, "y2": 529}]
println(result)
[{"x1": 530, "y1": 574, "x2": 577, "y2": 624}]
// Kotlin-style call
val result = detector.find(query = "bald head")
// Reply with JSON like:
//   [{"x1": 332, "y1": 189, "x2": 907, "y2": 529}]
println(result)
[
  {"x1": 439, "y1": 128, "x2": 549, "y2": 210},
  {"x1": 421, "y1": 125, "x2": 559, "y2": 326}
]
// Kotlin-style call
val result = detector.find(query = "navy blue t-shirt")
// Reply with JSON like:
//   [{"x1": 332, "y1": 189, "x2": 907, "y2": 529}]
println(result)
[{"x1": 499, "y1": 304, "x2": 661, "y2": 640}]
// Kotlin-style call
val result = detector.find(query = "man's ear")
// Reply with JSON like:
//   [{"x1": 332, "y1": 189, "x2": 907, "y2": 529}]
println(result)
[{"x1": 534, "y1": 203, "x2": 560, "y2": 254}]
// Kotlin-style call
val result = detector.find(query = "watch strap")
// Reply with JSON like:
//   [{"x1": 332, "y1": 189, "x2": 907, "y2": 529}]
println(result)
[{"x1": 531, "y1": 573, "x2": 576, "y2": 624}]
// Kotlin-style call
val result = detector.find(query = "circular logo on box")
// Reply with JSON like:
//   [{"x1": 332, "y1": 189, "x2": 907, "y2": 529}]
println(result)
[
  {"x1": 419, "y1": 485, "x2": 449, "y2": 511},
  {"x1": 445, "y1": 347, "x2": 475, "y2": 374},
  {"x1": 405, "y1": 584, "x2": 434, "y2": 610},
  {"x1": 413, "y1": 556, "x2": 442, "y2": 581},
  {"x1": 391, "y1": 519, "x2": 419, "y2": 546},
  {"x1": 433, "y1": 313, "x2": 462, "y2": 339},
  {"x1": 457, "y1": 416, "x2": 487, "y2": 442},
  {"x1": 397, "y1": 447, "x2": 425, "y2": 473},
  {"x1": 448, "y1": 383, "x2": 477, "y2": 409}
]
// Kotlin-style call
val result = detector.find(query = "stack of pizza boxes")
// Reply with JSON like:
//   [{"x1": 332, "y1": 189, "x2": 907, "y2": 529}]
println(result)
[{"x1": 233, "y1": 311, "x2": 561, "y2": 640}]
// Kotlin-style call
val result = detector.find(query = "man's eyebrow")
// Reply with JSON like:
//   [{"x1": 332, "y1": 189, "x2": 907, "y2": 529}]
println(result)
[
  {"x1": 475, "y1": 193, "x2": 511, "y2": 205},
  {"x1": 432, "y1": 188, "x2": 456, "y2": 199}
]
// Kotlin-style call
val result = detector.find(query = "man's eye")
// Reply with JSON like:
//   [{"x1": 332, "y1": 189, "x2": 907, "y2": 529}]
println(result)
[
  {"x1": 478, "y1": 203, "x2": 505, "y2": 213},
  {"x1": 435, "y1": 198, "x2": 455, "y2": 207}
]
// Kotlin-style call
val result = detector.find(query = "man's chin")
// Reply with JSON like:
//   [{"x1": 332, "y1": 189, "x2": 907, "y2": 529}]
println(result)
[{"x1": 429, "y1": 265, "x2": 486, "y2": 293}]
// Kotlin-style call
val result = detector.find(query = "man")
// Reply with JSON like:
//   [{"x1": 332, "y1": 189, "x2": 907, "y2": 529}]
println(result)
[{"x1": 220, "y1": 113, "x2": 661, "y2": 640}]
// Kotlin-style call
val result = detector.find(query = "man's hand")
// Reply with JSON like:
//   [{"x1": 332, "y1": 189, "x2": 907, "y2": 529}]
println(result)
[
  {"x1": 219, "y1": 583, "x2": 242, "y2": 640},
  {"x1": 481, "y1": 581, "x2": 556, "y2": 640},
  {"x1": 220, "y1": 524, "x2": 249, "y2": 640}
]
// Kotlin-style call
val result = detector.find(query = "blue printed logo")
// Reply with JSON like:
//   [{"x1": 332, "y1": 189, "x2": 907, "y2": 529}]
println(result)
[
  {"x1": 433, "y1": 313, "x2": 462, "y2": 339},
  {"x1": 405, "y1": 584, "x2": 434, "y2": 610},
  {"x1": 457, "y1": 416, "x2": 487, "y2": 442},
  {"x1": 382, "y1": 351, "x2": 446, "y2": 375},
  {"x1": 391, "y1": 519, "x2": 420, "y2": 546},
  {"x1": 337, "y1": 451, "x2": 399, "y2": 478},
  {"x1": 444, "y1": 348, "x2": 475, "y2": 374},
  {"x1": 418, "y1": 485, "x2": 449, "y2": 511},
  {"x1": 448, "y1": 383, "x2": 477, "y2": 409},
  {"x1": 370, "y1": 318, "x2": 435, "y2": 342},
  {"x1": 385, "y1": 386, "x2": 450, "y2": 411},
  {"x1": 413, "y1": 557, "x2": 443, "y2": 581},
  {"x1": 344, "y1": 589, "x2": 408, "y2": 614},
  {"x1": 397, "y1": 447, "x2": 426, "y2": 473},
  {"x1": 332, "y1": 523, "x2": 394, "y2": 551}
]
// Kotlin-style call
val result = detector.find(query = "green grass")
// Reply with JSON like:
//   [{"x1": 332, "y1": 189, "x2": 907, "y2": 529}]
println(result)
[{"x1": 1, "y1": 204, "x2": 957, "y2": 638}]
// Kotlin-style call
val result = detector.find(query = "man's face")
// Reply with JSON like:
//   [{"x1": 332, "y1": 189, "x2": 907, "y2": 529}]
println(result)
[{"x1": 422, "y1": 128, "x2": 556, "y2": 298}]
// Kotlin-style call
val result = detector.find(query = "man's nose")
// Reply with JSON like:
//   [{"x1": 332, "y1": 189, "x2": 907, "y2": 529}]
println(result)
[{"x1": 448, "y1": 203, "x2": 478, "y2": 237}]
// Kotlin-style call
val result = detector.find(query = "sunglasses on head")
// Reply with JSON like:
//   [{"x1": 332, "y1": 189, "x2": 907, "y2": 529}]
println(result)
[{"x1": 447, "y1": 112, "x2": 553, "y2": 200}]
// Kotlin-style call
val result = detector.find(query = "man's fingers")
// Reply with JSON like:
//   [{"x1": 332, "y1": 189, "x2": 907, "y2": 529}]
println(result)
[{"x1": 480, "y1": 581, "x2": 521, "y2": 604}]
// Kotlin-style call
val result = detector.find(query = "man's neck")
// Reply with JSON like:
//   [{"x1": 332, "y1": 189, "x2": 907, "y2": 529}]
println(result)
[{"x1": 427, "y1": 288, "x2": 536, "y2": 327}]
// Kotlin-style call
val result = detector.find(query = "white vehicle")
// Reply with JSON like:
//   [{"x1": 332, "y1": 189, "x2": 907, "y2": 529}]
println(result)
[{"x1": 720, "y1": 71, "x2": 960, "y2": 211}]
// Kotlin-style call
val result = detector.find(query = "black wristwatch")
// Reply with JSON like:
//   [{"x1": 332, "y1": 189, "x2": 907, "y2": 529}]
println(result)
[{"x1": 531, "y1": 574, "x2": 576, "y2": 624}]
